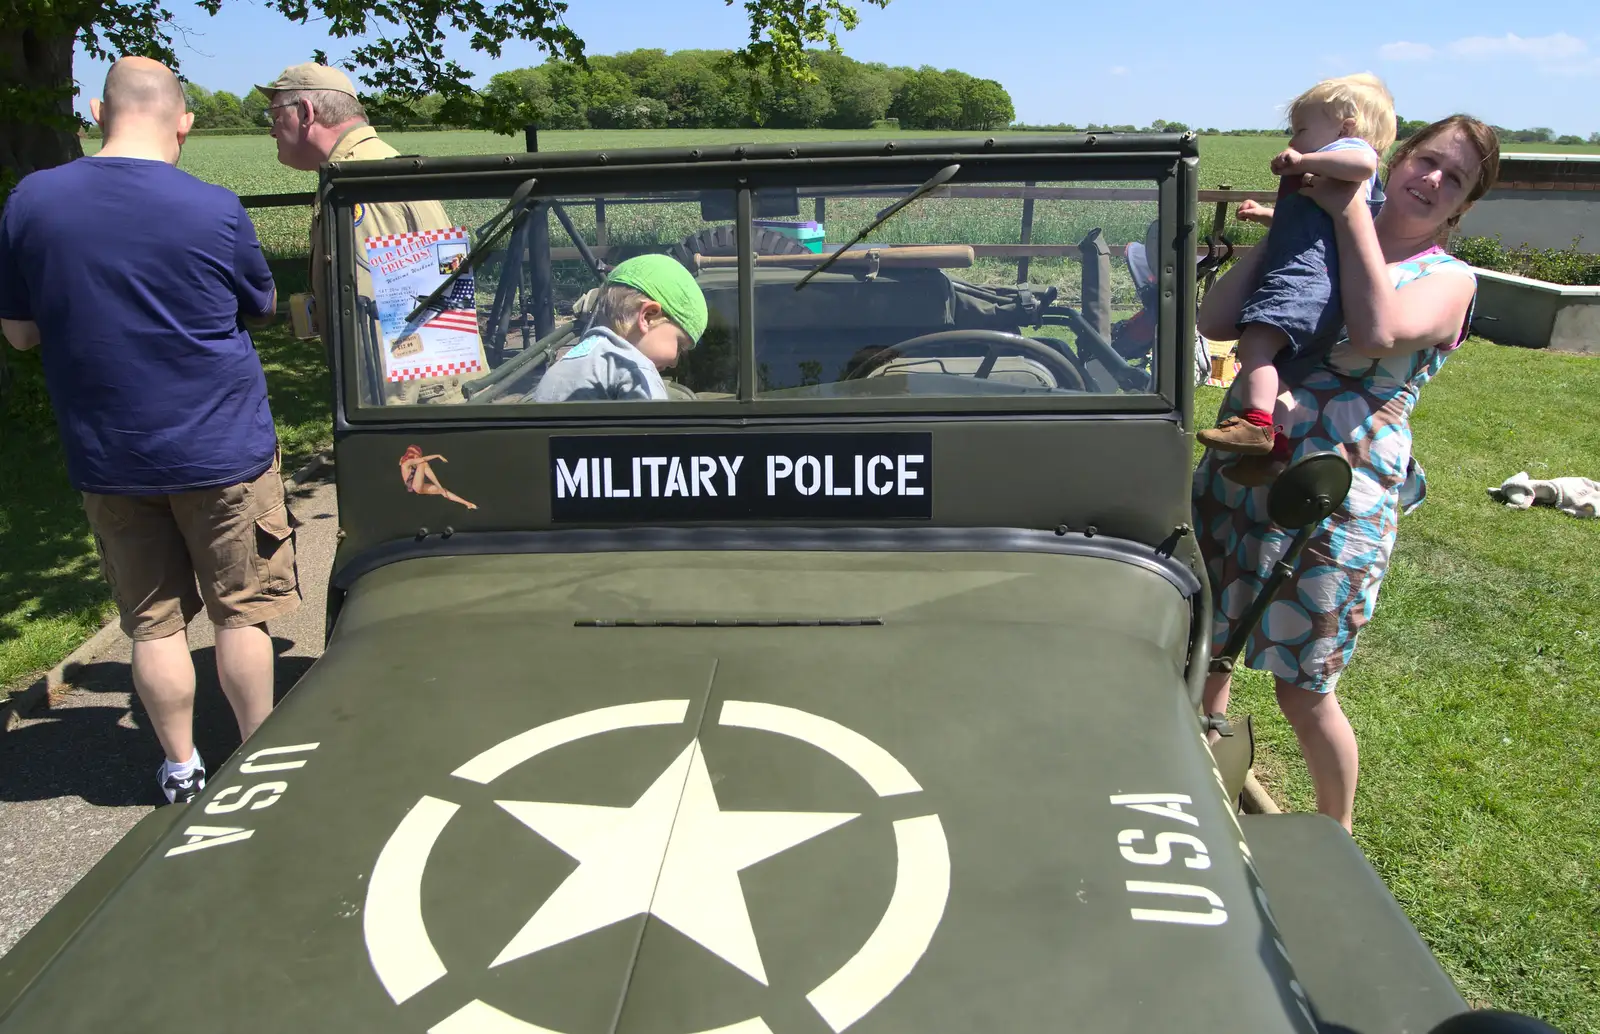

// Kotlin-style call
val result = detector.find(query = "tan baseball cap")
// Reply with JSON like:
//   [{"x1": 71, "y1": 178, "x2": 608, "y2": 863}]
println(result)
[{"x1": 255, "y1": 62, "x2": 358, "y2": 98}]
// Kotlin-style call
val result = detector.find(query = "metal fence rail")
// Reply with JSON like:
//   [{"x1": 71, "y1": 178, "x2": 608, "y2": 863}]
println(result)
[
  {"x1": 238, "y1": 187, "x2": 1279, "y2": 209},
  {"x1": 239, "y1": 186, "x2": 1267, "y2": 271}
]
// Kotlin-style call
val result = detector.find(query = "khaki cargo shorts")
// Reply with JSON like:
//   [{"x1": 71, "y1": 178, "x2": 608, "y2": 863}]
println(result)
[{"x1": 83, "y1": 451, "x2": 302, "y2": 641}]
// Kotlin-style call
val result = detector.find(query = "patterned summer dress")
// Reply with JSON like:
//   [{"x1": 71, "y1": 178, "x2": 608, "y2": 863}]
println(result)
[{"x1": 1191, "y1": 247, "x2": 1476, "y2": 694}]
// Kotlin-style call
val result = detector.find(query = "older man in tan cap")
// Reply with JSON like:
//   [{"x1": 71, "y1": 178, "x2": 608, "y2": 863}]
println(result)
[{"x1": 257, "y1": 62, "x2": 485, "y2": 404}]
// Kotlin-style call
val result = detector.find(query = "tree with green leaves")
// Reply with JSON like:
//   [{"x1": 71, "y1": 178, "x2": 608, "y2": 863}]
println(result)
[
  {"x1": 182, "y1": 82, "x2": 253, "y2": 128},
  {"x1": 0, "y1": 0, "x2": 888, "y2": 193},
  {"x1": 888, "y1": 66, "x2": 962, "y2": 130},
  {"x1": 475, "y1": 47, "x2": 1010, "y2": 134},
  {"x1": 810, "y1": 50, "x2": 892, "y2": 128},
  {"x1": 959, "y1": 77, "x2": 1013, "y2": 131}
]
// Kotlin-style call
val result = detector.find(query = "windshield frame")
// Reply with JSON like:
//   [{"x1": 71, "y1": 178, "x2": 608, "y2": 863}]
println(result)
[{"x1": 322, "y1": 135, "x2": 1199, "y2": 430}]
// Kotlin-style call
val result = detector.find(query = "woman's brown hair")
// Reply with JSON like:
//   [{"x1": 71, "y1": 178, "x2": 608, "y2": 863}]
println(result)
[{"x1": 1385, "y1": 114, "x2": 1501, "y2": 226}]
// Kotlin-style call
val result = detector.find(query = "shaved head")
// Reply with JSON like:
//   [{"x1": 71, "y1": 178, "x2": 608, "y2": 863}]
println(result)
[
  {"x1": 91, "y1": 56, "x2": 193, "y2": 163},
  {"x1": 100, "y1": 56, "x2": 186, "y2": 129}
]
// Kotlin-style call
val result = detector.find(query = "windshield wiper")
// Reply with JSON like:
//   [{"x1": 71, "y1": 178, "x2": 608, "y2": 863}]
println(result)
[
  {"x1": 405, "y1": 176, "x2": 539, "y2": 323},
  {"x1": 793, "y1": 163, "x2": 960, "y2": 291}
]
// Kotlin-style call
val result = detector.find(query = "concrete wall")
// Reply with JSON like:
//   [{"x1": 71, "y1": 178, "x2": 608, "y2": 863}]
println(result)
[
  {"x1": 1452, "y1": 153, "x2": 1600, "y2": 254},
  {"x1": 1456, "y1": 190, "x2": 1600, "y2": 254},
  {"x1": 1470, "y1": 268, "x2": 1600, "y2": 354}
]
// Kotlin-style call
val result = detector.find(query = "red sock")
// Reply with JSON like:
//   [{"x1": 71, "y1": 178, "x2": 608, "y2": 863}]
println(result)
[
  {"x1": 1270, "y1": 432, "x2": 1292, "y2": 461},
  {"x1": 1241, "y1": 408, "x2": 1274, "y2": 428}
]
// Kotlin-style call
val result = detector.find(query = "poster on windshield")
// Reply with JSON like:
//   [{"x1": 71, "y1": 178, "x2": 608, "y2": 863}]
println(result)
[{"x1": 364, "y1": 227, "x2": 484, "y2": 383}]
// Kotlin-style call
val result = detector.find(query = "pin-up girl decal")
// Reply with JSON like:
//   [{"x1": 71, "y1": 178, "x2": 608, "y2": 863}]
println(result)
[{"x1": 399, "y1": 445, "x2": 477, "y2": 510}]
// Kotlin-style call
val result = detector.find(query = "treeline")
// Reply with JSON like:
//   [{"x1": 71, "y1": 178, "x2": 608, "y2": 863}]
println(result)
[
  {"x1": 177, "y1": 50, "x2": 1015, "y2": 133},
  {"x1": 174, "y1": 70, "x2": 1600, "y2": 145},
  {"x1": 1488, "y1": 126, "x2": 1600, "y2": 145},
  {"x1": 476, "y1": 50, "x2": 1015, "y2": 131},
  {"x1": 183, "y1": 83, "x2": 272, "y2": 129}
]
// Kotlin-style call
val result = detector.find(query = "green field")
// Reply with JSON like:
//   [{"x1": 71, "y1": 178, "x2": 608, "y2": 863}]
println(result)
[
  {"x1": 132, "y1": 129, "x2": 1600, "y2": 201},
  {"x1": 1196, "y1": 345, "x2": 1600, "y2": 1029},
  {"x1": 99, "y1": 129, "x2": 1600, "y2": 262}
]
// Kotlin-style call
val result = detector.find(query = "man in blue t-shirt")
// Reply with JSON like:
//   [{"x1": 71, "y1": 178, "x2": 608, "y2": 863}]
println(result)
[{"x1": 0, "y1": 56, "x2": 300, "y2": 805}]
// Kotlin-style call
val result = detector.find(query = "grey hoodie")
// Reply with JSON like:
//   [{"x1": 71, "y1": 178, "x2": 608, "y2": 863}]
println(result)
[{"x1": 528, "y1": 326, "x2": 669, "y2": 402}]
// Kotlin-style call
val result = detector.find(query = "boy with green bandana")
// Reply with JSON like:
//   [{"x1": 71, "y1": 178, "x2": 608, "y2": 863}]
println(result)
[{"x1": 532, "y1": 254, "x2": 709, "y2": 402}]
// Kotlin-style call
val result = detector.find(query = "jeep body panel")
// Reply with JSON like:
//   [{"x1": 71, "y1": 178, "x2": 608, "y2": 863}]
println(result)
[{"x1": 3, "y1": 550, "x2": 1318, "y2": 1034}]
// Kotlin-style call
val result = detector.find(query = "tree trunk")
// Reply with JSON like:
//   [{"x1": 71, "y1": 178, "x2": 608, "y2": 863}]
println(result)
[{"x1": 1, "y1": 26, "x2": 83, "y2": 188}]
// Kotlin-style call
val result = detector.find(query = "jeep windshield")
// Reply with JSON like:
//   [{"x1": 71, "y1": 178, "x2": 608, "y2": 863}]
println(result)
[{"x1": 324, "y1": 136, "x2": 1196, "y2": 420}]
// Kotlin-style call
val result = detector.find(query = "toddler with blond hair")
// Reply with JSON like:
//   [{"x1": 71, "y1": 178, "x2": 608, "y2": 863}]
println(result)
[{"x1": 1199, "y1": 73, "x2": 1397, "y2": 480}]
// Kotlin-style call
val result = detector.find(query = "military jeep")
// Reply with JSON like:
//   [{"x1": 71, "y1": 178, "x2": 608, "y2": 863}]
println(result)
[{"x1": 0, "y1": 135, "x2": 1546, "y2": 1034}]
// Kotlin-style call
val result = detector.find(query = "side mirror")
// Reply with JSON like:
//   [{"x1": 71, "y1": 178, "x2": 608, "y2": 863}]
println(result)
[
  {"x1": 1266, "y1": 450, "x2": 1352, "y2": 530},
  {"x1": 1209, "y1": 451, "x2": 1353, "y2": 674}
]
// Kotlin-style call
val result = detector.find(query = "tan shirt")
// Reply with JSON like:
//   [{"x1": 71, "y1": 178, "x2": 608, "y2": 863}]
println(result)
[{"x1": 311, "y1": 125, "x2": 487, "y2": 405}]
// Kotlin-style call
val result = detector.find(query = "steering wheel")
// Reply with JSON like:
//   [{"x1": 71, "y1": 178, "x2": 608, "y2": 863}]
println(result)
[{"x1": 844, "y1": 330, "x2": 1086, "y2": 392}]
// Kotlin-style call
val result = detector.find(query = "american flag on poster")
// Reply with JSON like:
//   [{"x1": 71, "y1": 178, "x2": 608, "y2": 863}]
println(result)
[
  {"x1": 363, "y1": 227, "x2": 485, "y2": 384},
  {"x1": 416, "y1": 277, "x2": 481, "y2": 335}
]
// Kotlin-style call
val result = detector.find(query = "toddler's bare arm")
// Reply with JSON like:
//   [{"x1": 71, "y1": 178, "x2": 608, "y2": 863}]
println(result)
[{"x1": 1291, "y1": 147, "x2": 1378, "y2": 182}]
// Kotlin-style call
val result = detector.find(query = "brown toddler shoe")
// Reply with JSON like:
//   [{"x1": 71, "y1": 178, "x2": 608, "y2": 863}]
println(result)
[
  {"x1": 1220, "y1": 454, "x2": 1283, "y2": 487},
  {"x1": 1197, "y1": 416, "x2": 1277, "y2": 455}
]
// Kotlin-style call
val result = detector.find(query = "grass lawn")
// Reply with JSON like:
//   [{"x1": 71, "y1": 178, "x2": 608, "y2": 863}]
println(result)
[
  {"x1": 3, "y1": 287, "x2": 1595, "y2": 1023},
  {"x1": 0, "y1": 321, "x2": 329, "y2": 699},
  {"x1": 1196, "y1": 340, "x2": 1600, "y2": 1031}
]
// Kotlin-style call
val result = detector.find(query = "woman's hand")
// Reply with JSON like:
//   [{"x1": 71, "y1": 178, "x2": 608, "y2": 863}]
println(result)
[
  {"x1": 1298, "y1": 173, "x2": 1367, "y2": 220},
  {"x1": 1236, "y1": 200, "x2": 1274, "y2": 226}
]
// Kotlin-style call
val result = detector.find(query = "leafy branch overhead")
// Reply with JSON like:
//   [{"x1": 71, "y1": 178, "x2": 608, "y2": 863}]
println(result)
[
  {"x1": 2, "y1": 0, "x2": 889, "y2": 134},
  {"x1": 733, "y1": 0, "x2": 886, "y2": 93}
]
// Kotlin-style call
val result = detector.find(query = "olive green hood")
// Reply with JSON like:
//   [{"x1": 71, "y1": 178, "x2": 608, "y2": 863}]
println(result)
[{"x1": 0, "y1": 550, "x2": 1321, "y2": 1034}]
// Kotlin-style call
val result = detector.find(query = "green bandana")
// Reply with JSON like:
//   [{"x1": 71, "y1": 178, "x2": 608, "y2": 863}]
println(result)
[{"x1": 604, "y1": 254, "x2": 709, "y2": 346}]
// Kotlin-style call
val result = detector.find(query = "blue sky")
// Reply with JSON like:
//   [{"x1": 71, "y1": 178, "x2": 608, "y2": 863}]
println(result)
[{"x1": 70, "y1": 0, "x2": 1600, "y2": 135}]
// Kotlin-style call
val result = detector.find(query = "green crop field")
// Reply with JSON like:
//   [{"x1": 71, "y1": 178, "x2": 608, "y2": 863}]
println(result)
[{"x1": 88, "y1": 130, "x2": 1600, "y2": 265}]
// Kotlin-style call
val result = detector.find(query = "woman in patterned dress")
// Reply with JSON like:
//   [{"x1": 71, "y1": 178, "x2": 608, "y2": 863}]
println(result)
[{"x1": 1193, "y1": 115, "x2": 1502, "y2": 832}]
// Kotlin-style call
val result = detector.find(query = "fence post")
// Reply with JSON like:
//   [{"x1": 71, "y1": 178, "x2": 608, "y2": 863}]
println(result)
[
  {"x1": 1017, "y1": 180, "x2": 1036, "y2": 284},
  {"x1": 1203, "y1": 183, "x2": 1232, "y2": 296}
]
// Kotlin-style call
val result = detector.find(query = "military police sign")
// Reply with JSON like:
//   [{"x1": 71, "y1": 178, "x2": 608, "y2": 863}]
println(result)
[{"x1": 549, "y1": 433, "x2": 933, "y2": 522}]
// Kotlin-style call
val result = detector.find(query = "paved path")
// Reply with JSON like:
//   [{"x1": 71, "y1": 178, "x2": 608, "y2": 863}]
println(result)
[{"x1": 0, "y1": 469, "x2": 338, "y2": 956}]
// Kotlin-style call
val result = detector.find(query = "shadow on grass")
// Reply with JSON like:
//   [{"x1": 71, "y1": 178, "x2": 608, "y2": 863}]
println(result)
[
  {"x1": 0, "y1": 311, "x2": 333, "y2": 693},
  {"x1": 0, "y1": 351, "x2": 110, "y2": 669},
  {"x1": 266, "y1": 257, "x2": 309, "y2": 298},
  {"x1": 0, "y1": 636, "x2": 315, "y2": 806}
]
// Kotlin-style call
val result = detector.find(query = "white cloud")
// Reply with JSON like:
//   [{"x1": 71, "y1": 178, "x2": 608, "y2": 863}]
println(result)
[
  {"x1": 1447, "y1": 32, "x2": 1587, "y2": 61},
  {"x1": 1379, "y1": 41, "x2": 1435, "y2": 61},
  {"x1": 1379, "y1": 32, "x2": 1597, "y2": 73},
  {"x1": 1109, "y1": 66, "x2": 1128, "y2": 76}
]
